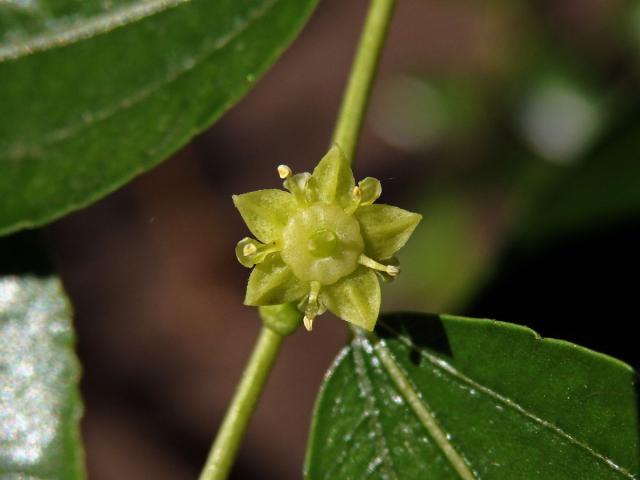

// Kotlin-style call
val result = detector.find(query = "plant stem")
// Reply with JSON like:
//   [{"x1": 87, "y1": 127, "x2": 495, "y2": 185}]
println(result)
[
  {"x1": 199, "y1": 327, "x2": 284, "y2": 480},
  {"x1": 332, "y1": 0, "x2": 396, "y2": 164},
  {"x1": 200, "y1": 1, "x2": 397, "y2": 478}
]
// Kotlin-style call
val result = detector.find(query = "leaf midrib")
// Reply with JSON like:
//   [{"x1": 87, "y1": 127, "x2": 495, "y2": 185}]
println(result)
[
  {"x1": 372, "y1": 336, "x2": 477, "y2": 480},
  {"x1": 2, "y1": 0, "x2": 279, "y2": 161},
  {"x1": 0, "y1": 0, "x2": 191, "y2": 62},
  {"x1": 378, "y1": 321, "x2": 637, "y2": 480},
  {"x1": 351, "y1": 337, "x2": 398, "y2": 480}
]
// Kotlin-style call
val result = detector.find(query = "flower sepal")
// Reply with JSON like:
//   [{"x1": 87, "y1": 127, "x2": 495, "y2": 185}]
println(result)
[{"x1": 233, "y1": 145, "x2": 421, "y2": 331}]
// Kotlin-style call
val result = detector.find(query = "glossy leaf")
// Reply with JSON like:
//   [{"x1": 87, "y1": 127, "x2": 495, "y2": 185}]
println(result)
[
  {"x1": 306, "y1": 312, "x2": 639, "y2": 479},
  {"x1": 0, "y1": 0, "x2": 318, "y2": 235},
  {"x1": 0, "y1": 276, "x2": 84, "y2": 479}
]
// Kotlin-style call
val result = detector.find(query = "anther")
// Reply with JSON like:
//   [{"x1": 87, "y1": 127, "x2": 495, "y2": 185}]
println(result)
[
  {"x1": 386, "y1": 265, "x2": 400, "y2": 277},
  {"x1": 303, "y1": 314, "x2": 315, "y2": 331},
  {"x1": 243, "y1": 243, "x2": 258, "y2": 257},
  {"x1": 358, "y1": 254, "x2": 400, "y2": 276},
  {"x1": 277, "y1": 164, "x2": 292, "y2": 179},
  {"x1": 352, "y1": 185, "x2": 362, "y2": 199}
]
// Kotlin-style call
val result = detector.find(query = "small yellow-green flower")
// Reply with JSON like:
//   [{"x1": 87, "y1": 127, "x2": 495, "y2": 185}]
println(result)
[{"x1": 233, "y1": 145, "x2": 421, "y2": 331}]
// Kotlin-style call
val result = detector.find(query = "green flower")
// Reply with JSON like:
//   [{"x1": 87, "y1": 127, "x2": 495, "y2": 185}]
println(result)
[{"x1": 233, "y1": 146, "x2": 421, "y2": 331}]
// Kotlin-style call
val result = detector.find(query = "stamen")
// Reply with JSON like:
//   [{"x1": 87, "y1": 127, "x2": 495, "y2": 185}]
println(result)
[
  {"x1": 309, "y1": 281, "x2": 321, "y2": 303},
  {"x1": 284, "y1": 172, "x2": 311, "y2": 205},
  {"x1": 277, "y1": 164, "x2": 292, "y2": 179},
  {"x1": 235, "y1": 237, "x2": 279, "y2": 268},
  {"x1": 358, "y1": 254, "x2": 400, "y2": 277},
  {"x1": 303, "y1": 281, "x2": 322, "y2": 331},
  {"x1": 357, "y1": 177, "x2": 382, "y2": 206}
]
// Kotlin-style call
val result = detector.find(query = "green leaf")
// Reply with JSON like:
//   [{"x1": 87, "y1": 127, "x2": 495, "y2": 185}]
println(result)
[
  {"x1": 0, "y1": 276, "x2": 85, "y2": 479},
  {"x1": 513, "y1": 107, "x2": 640, "y2": 245},
  {"x1": 321, "y1": 267, "x2": 380, "y2": 331},
  {"x1": 245, "y1": 254, "x2": 308, "y2": 305},
  {"x1": 305, "y1": 312, "x2": 639, "y2": 479},
  {"x1": 355, "y1": 204, "x2": 422, "y2": 260},
  {"x1": 233, "y1": 189, "x2": 297, "y2": 243},
  {"x1": 0, "y1": 0, "x2": 318, "y2": 236},
  {"x1": 385, "y1": 193, "x2": 492, "y2": 312}
]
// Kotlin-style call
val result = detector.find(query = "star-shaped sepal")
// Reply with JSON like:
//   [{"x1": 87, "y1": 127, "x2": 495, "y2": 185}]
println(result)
[{"x1": 233, "y1": 146, "x2": 421, "y2": 331}]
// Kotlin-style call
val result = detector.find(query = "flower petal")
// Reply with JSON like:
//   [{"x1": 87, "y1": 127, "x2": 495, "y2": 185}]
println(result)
[
  {"x1": 245, "y1": 254, "x2": 309, "y2": 306},
  {"x1": 308, "y1": 145, "x2": 355, "y2": 208},
  {"x1": 357, "y1": 177, "x2": 382, "y2": 206},
  {"x1": 355, "y1": 204, "x2": 422, "y2": 260},
  {"x1": 233, "y1": 189, "x2": 297, "y2": 243},
  {"x1": 321, "y1": 267, "x2": 380, "y2": 331}
]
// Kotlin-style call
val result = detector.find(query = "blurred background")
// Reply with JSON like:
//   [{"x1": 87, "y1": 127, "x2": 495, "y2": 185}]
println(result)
[{"x1": 5, "y1": 0, "x2": 640, "y2": 477}]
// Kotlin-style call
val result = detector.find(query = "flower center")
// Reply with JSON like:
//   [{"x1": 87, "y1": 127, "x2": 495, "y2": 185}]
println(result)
[
  {"x1": 281, "y1": 203, "x2": 364, "y2": 285},
  {"x1": 307, "y1": 229, "x2": 338, "y2": 258}
]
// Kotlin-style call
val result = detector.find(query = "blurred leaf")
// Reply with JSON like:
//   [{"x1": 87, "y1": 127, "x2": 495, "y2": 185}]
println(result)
[
  {"x1": 305, "y1": 312, "x2": 639, "y2": 479},
  {"x1": 371, "y1": 75, "x2": 489, "y2": 152},
  {"x1": 0, "y1": 276, "x2": 84, "y2": 479},
  {"x1": 513, "y1": 108, "x2": 640, "y2": 245},
  {"x1": 516, "y1": 76, "x2": 602, "y2": 164},
  {"x1": 385, "y1": 192, "x2": 500, "y2": 313},
  {"x1": 0, "y1": 0, "x2": 318, "y2": 235}
]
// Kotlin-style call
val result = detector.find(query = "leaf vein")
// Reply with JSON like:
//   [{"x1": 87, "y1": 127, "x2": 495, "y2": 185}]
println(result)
[
  {"x1": 380, "y1": 321, "x2": 637, "y2": 480},
  {"x1": 374, "y1": 338, "x2": 476, "y2": 480},
  {"x1": 320, "y1": 411, "x2": 371, "y2": 479},
  {"x1": 3, "y1": 0, "x2": 279, "y2": 161},
  {"x1": 0, "y1": 0, "x2": 191, "y2": 62},
  {"x1": 352, "y1": 337, "x2": 398, "y2": 480}
]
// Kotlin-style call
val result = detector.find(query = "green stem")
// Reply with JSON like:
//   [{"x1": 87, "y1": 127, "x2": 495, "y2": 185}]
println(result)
[
  {"x1": 332, "y1": 0, "x2": 396, "y2": 164},
  {"x1": 199, "y1": 1, "x2": 397, "y2": 477},
  {"x1": 199, "y1": 326, "x2": 284, "y2": 480}
]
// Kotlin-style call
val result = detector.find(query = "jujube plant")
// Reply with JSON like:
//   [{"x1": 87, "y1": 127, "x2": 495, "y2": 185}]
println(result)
[
  {"x1": 233, "y1": 145, "x2": 421, "y2": 331},
  {"x1": 0, "y1": 0, "x2": 638, "y2": 479}
]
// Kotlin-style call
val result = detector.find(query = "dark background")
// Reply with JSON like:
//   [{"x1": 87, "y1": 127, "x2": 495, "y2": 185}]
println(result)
[{"x1": 8, "y1": 0, "x2": 639, "y2": 478}]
